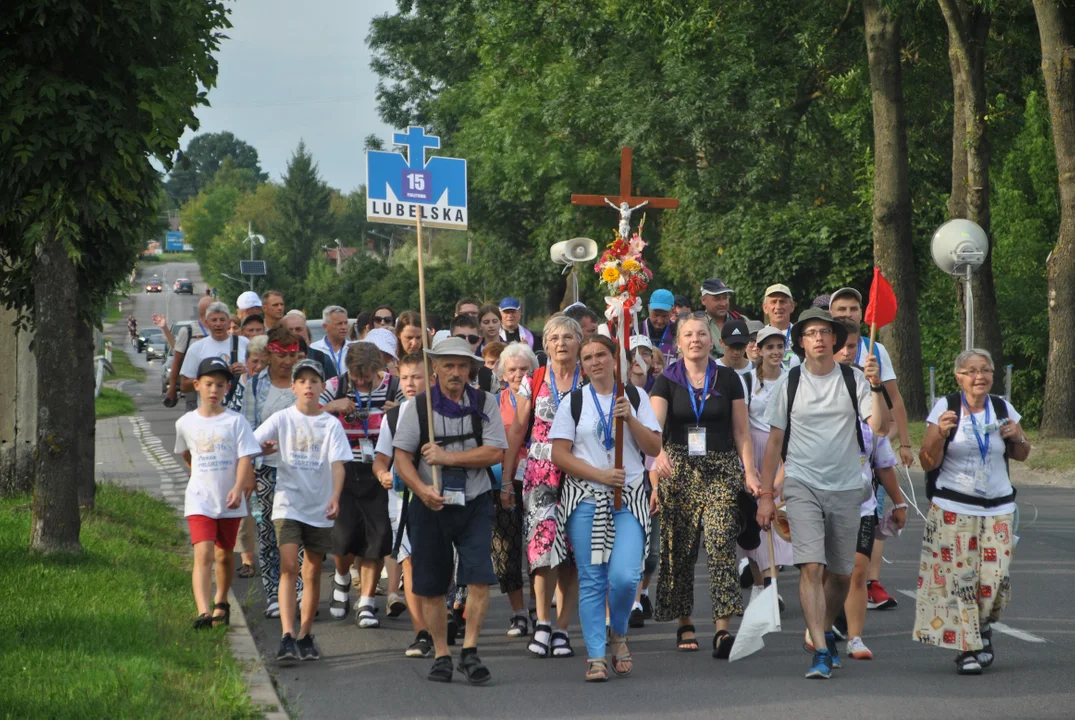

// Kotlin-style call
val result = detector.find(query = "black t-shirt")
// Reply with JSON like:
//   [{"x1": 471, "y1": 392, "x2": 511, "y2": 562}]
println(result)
[{"x1": 651, "y1": 366, "x2": 745, "y2": 453}]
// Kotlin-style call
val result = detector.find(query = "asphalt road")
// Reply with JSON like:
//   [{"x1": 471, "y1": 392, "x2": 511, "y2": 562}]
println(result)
[{"x1": 118, "y1": 263, "x2": 1075, "y2": 720}]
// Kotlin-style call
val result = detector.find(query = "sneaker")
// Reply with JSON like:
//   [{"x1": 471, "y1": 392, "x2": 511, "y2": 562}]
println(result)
[
  {"x1": 866, "y1": 581, "x2": 897, "y2": 610},
  {"x1": 628, "y1": 606, "x2": 644, "y2": 629},
  {"x1": 824, "y1": 631, "x2": 842, "y2": 669},
  {"x1": 832, "y1": 612, "x2": 848, "y2": 640},
  {"x1": 387, "y1": 592, "x2": 407, "y2": 618},
  {"x1": 805, "y1": 650, "x2": 833, "y2": 679},
  {"x1": 847, "y1": 636, "x2": 873, "y2": 660},
  {"x1": 296, "y1": 634, "x2": 320, "y2": 661},
  {"x1": 277, "y1": 634, "x2": 299, "y2": 663},
  {"x1": 406, "y1": 630, "x2": 433, "y2": 658},
  {"x1": 639, "y1": 594, "x2": 653, "y2": 620}
]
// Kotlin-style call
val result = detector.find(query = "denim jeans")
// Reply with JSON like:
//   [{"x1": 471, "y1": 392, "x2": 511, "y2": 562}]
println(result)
[{"x1": 566, "y1": 501, "x2": 645, "y2": 659}]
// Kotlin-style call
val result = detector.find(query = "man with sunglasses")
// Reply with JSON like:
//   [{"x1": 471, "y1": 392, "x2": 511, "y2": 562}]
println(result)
[
  {"x1": 451, "y1": 315, "x2": 496, "y2": 392},
  {"x1": 371, "y1": 306, "x2": 396, "y2": 330}
]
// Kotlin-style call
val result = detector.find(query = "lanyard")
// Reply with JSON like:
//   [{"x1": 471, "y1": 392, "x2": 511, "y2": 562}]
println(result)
[
  {"x1": 590, "y1": 383, "x2": 616, "y2": 454},
  {"x1": 509, "y1": 390, "x2": 517, "y2": 412},
  {"x1": 197, "y1": 321, "x2": 208, "y2": 337},
  {"x1": 549, "y1": 364, "x2": 581, "y2": 410},
  {"x1": 328, "y1": 342, "x2": 347, "y2": 377},
  {"x1": 353, "y1": 379, "x2": 375, "y2": 436},
  {"x1": 962, "y1": 392, "x2": 990, "y2": 463},
  {"x1": 688, "y1": 365, "x2": 711, "y2": 427}
]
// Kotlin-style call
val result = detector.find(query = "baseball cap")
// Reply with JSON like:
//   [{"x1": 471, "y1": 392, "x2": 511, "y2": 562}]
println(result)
[
  {"x1": 499, "y1": 297, "x2": 521, "y2": 311},
  {"x1": 196, "y1": 357, "x2": 232, "y2": 380},
  {"x1": 746, "y1": 320, "x2": 765, "y2": 336},
  {"x1": 755, "y1": 326, "x2": 787, "y2": 346},
  {"x1": 673, "y1": 294, "x2": 691, "y2": 308},
  {"x1": 829, "y1": 287, "x2": 862, "y2": 306},
  {"x1": 236, "y1": 291, "x2": 262, "y2": 310},
  {"x1": 764, "y1": 283, "x2": 793, "y2": 299},
  {"x1": 241, "y1": 313, "x2": 265, "y2": 328},
  {"x1": 630, "y1": 335, "x2": 654, "y2": 351},
  {"x1": 291, "y1": 358, "x2": 325, "y2": 381},
  {"x1": 812, "y1": 294, "x2": 831, "y2": 310},
  {"x1": 720, "y1": 319, "x2": 750, "y2": 346},
  {"x1": 701, "y1": 278, "x2": 734, "y2": 297},
  {"x1": 649, "y1": 289, "x2": 674, "y2": 312}
]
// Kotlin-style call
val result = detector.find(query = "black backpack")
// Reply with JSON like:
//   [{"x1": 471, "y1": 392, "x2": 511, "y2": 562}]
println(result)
[
  {"x1": 925, "y1": 393, "x2": 1014, "y2": 507},
  {"x1": 781, "y1": 364, "x2": 866, "y2": 462},
  {"x1": 412, "y1": 390, "x2": 500, "y2": 492}
]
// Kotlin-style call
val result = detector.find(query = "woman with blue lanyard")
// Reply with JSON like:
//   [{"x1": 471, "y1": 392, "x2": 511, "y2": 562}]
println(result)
[
  {"x1": 649, "y1": 315, "x2": 759, "y2": 658},
  {"x1": 915, "y1": 349, "x2": 1031, "y2": 675},
  {"x1": 504, "y1": 315, "x2": 584, "y2": 658},
  {"x1": 549, "y1": 335, "x2": 663, "y2": 681}
]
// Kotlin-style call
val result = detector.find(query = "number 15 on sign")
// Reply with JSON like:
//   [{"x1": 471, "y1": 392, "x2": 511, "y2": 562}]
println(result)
[{"x1": 402, "y1": 169, "x2": 431, "y2": 202}]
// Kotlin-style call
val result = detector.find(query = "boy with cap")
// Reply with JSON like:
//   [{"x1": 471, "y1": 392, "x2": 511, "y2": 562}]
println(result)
[
  {"x1": 762, "y1": 283, "x2": 800, "y2": 370},
  {"x1": 716, "y1": 319, "x2": 754, "y2": 397},
  {"x1": 174, "y1": 358, "x2": 261, "y2": 630},
  {"x1": 700, "y1": 278, "x2": 748, "y2": 357},
  {"x1": 498, "y1": 297, "x2": 536, "y2": 349},
  {"x1": 641, "y1": 289, "x2": 678, "y2": 367},
  {"x1": 254, "y1": 359, "x2": 352, "y2": 663}
]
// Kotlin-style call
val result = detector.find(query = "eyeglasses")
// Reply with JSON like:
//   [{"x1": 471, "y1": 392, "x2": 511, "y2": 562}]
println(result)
[
  {"x1": 801, "y1": 329, "x2": 833, "y2": 338},
  {"x1": 373, "y1": 315, "x2": 394, "y2": 325},
  {"x1": 454, "y1": 333, "x2": 481, "y2": 345},
  {"x1": 958, "y1": 368, "x2": 994, "y2": 377}
]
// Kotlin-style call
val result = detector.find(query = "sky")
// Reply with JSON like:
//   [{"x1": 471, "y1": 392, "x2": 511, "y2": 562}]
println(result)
[{"x1": 176, "y1": 0, "x2": 399, "y2": 193}]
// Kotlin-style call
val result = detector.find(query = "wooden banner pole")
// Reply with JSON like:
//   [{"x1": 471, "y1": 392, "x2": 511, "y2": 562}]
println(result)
[
  {"x1": 613, "y1": 311, "x2": 629, "y2": 511},
  {"x1": 415, "y1": 210, "x2": 440, "y2": 493}
]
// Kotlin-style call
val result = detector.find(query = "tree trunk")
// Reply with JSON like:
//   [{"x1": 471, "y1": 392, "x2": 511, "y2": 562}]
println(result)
[
  {"x1": 939, "y1": 0, "x2": 1004, "y2": 363},
  {"x1": 76, "y1": 320, "x2": 96, "y2": 508},
  {"x1": 30, "y1": 228, "x2": 82, "y2": 553},
  {"x1": 1034, "y1": 0, "x2": 1075, "y2": 438},
  {"x1": 863, "y1": 0, "x2": 927, "y2": 420}
]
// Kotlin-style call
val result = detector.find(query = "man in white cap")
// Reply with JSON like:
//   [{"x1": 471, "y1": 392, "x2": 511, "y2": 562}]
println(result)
[
  {"x1": 762, "y1": 283, "x2": 800, "y2": 370},
  {"x1": 236, "y1": 291, "x2": 263, "y2": 320}
]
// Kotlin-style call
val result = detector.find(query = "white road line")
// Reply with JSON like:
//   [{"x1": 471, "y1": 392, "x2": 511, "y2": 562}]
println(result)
[{"x1": 897, "y1": 590, "x2": 1048, "y2": 643}]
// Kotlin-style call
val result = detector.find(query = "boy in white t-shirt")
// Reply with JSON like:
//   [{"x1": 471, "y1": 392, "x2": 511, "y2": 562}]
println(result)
[
  {"x1": 174, "y1": 357, "x2": 261, "y2": 630},
  {"x1": 254, "y1": 359, "x2": 351, "y2": 663}
]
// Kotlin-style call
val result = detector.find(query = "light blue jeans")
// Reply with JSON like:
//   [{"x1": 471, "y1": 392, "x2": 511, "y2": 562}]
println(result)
[{"x1": 566, "y1": 502, "x2": 645, "y2": 660}]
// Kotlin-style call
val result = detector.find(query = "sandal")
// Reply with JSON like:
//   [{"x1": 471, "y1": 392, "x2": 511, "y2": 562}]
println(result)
[
  {"x1": 427, "y1": 655, "x2": 453, "y2": 683},
  {"x1": 264, "y1": 601, "x2": 280, "y2": 619},
  {"x1": 330, "y1": 576, "x2": 352, "y2": 620},
  {"x1": 356, "y1": 604, "x2": 380, "y2": 629},
  {"x1": 237, "y1": 563, "x2": 256, "y2": 579},
  {"x1": 456, "y1": 651, "x2": 492, "y2": 685},
  {"x1": 193, "y1": 613, "x2": 213, "y2": 630},
  {"x1": 585, "y1": 657, "x2": 609, "y2": 682},
  {"x1": 676, "y1": 624, "x2": 699, "y2": 652},
  {"x1": 507, "y1": 614, "x2": 529, "y2": 638},
  {"x1": 609, "y1": 632, "x2": 633, "y2": 677},
  {"x1": 977, "y1": 624, "x2": 995, "y2": 668},
  {"x1": 528, "y1": 623, "x2": 552, "y2": 657},
  {"x1": 212, "y1": 601, "x2": 230, "y2": 627},
  {"x1": 956, "y1": 650, "x2": 983, "y2": 675},
  {"x1": 551, "y1": 629, "x2": 574, "y2": 658},
  {"x1": 713, "y1": 630, "x2": 735, "y2": 659}
]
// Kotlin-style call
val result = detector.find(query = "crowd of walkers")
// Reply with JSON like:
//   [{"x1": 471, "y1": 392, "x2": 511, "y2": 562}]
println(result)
[{"x1": 165, "y1": 279, "x2": 1031, "y2": 683}]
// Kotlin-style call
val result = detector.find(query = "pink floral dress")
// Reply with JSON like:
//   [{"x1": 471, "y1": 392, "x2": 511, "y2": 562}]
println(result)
[{"x1": 521, "y1": 375, "x2": 572, "y2": 569}]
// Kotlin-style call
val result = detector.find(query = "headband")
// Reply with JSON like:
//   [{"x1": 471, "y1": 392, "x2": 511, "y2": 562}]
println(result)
[{"x1": 267, "y1": 342, "x2": 299, "y2": 354}]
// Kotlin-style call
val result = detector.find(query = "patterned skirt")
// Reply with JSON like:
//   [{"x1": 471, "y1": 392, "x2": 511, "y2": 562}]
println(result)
[
  {"x1": 522, "y1": 439, "x2": 569, "y2": 570},
  {"x1": 912, "y1": 503, "x2": 1015, "y2": 652}
]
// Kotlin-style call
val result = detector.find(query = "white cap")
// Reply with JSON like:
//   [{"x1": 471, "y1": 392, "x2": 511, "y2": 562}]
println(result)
[
  {"x1": 236, "y1": 291, "x2": 262, "y2": 310},
  {"x1": 363, "y1": 328, "x2": 399, "y2": 360},
  {"x1": 432, "y1": 329, "x2": 452, "y2": 345},
  {"x1": 630, "y1": 335, "x2": 654, "y2": 351}
]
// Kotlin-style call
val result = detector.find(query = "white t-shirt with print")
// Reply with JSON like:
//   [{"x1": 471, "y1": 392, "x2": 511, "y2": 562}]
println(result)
[
  {"x1": 926, "y1": 396, "x2": 1020, "y2": 517},
  {"x1": 174, "y1": 410, "x2": 261, "y2": 519},
  {"x1": 547, "y1": 386, "x2": 661, "y2": 493},
  {"x1": 253, "y1": 406, "x2": 352, "y2": 527}
]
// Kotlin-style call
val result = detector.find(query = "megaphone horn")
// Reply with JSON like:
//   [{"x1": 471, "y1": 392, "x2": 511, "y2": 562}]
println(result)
[{"x1": 550, "y1": 237, "x2": 598, "y2": 265}]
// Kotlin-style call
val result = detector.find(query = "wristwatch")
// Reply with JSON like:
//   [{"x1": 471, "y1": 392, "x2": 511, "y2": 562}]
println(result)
[{"x1": 870, "y1": 384, "x2": 883, "y2": 392}]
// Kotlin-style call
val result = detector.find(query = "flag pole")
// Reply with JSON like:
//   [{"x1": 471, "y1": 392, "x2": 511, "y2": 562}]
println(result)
[
  {"x1": 867, "y1": 320, "x2": 877, "y2": 357},
  {"x1": 415, "y1": 209, "x2": 440, "y2": 493},
  {"x1": 613, "y1": 311, "x2": 629, "y2": 511}
]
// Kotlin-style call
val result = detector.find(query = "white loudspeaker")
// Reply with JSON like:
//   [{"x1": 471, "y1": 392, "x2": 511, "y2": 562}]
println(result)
[
  {"x1": 550, "y1": 237, "x2": 598, "y2": 265},
  {"x1": 931, "y1": 219, "x2": 988, "y2": 276}
]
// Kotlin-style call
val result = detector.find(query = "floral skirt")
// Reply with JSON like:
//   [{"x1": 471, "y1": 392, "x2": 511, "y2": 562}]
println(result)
[{"x1": 912, "y1": 503, "x2": 1015, "y2": 652}]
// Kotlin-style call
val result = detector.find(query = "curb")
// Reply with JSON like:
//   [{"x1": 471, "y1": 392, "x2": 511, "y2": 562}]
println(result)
[{"x1": 228, "y1": 587, "x2": 289, "y2": 720}]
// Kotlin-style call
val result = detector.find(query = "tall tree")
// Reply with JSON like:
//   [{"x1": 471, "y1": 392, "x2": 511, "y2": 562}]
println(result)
[
  {"x1": 1033, "y1": 0, "x2": 1075, "y2": 437},
  {"x1": 0, "y1": 0, "x2": 230, "y2": 552},
  {"x1": 863, "y1": 0, "x2": 926, "y2": 419},
  {"x1": 165, "y1": 131, "x2": 267, "y2": 205},
  {"x1": 938, "y1": 0, "x2": 1005, "y2": 363},
  {"x1": 274, "y1": 141, "x2": 331, "y2": 282}
]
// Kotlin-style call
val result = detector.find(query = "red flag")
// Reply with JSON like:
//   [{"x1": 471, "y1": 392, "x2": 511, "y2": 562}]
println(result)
[{"x1": 864, "y1": 267, "x2": 897, "y2": 329}]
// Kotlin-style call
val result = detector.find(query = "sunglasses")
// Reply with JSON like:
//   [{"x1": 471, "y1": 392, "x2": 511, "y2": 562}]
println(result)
[
  {"x1": 373, "y1": 315, "x2": 394, "y2": 325},
  {"x1": 677, "y1": 310, "x2": 709, "y2": 320},
  {"x1": 454, "y1": 333, "x2": 481, "y2": 345}
]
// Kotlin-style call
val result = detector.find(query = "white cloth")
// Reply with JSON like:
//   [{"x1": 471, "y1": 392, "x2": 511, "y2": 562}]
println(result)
[
  {"x1": 253, "y1": 406, "x2": 352, "y2": 527},
  {"x1": 856, "y1": 338, "x2": 897, "y2": 383},
  {"x1": 174, "y1": 410, "x2": 260, "y2": 518},
  {"x1": 748, "y1": 370, "x2": 786, "y2": 432},
  {"x1": 858, "y1": 420, "x2": 897, "y2": 516},
  {"x1": 926, "y1": 396, "x2": 1020, "y2": 517},
  {"x1": 310, "y1": 338, "x2": 351, "y2": 377},
  {"x1": 766, "y1": 362, "x2": 874, "y2": 492},
  {"x1": 547, "y1": 386, "x2": 661, "y2": 494}
]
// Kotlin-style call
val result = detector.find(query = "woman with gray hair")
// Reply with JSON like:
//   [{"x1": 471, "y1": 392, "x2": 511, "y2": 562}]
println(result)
[
  {"x1": 503, "y1": 315, "x2": 583, "y2": 657},
  {"x1": 915, "y1": 348, "x2": 1031, "y2": 675}
]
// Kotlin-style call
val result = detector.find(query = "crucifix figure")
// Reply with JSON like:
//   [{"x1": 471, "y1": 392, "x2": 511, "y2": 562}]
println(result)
[{"x1": 571, "y1": 147, "x2": 679, "y2": 237}]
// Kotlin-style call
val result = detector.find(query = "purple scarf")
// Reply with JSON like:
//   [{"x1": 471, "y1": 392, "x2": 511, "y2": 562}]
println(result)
[
  {"x1": 431, "y1": 384, "x2": 490, "y2": 422},
  {"x1": 662, "y1": 358, "x2": 721, "y2": 400}
]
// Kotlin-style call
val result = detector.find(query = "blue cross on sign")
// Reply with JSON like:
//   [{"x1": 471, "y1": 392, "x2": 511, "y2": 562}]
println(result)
[{"x1": 366, "y1": 126, "x2": 468, "y2": 230}]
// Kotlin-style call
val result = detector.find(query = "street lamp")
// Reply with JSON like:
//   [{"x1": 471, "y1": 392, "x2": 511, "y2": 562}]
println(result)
[
  {"x1": 321, "y1": 238, "x2": 343, "y2": 275},
  {"x1": 245, "y1": 222, "x2": 267, "y2": 290}
]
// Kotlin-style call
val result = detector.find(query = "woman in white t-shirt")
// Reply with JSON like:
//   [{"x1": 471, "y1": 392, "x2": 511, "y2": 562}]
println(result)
[
  {"x1": 245, "y1": 326, "x2": 302, "y2": 618},
  {"x1": 915, "y1": 349, "x2": 1031, "y2": 675},
  {"x1": 549, "y1": 335, "x2": 662, "y2": 682}
]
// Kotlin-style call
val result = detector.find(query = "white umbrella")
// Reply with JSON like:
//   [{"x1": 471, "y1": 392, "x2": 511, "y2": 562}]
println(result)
[{"x1": 729, "y1": 531, "x2": 781, "y2": 662}]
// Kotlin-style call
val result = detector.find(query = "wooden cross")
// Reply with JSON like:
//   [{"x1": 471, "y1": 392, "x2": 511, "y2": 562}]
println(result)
[{"x1": 571, "y1": 147, "x2": 680, "y2": 212}]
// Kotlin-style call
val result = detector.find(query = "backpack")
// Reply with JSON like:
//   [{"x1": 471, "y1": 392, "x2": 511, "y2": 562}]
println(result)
[
  {"x1": 223, "y1": 334, "x2": 240, "y2": 406},
  {"x1": 413, "y1": 390, "x2": 500, "y2": 492},
  {"x1": 568, "y1": 384, "x2": 645, "y2": 465},
  {"x1": 925, "y1": 393, "x2": 1015, "y2": 507},
  {"x1": 780, "y1": 364, "x2": 866, "y2": 462}
]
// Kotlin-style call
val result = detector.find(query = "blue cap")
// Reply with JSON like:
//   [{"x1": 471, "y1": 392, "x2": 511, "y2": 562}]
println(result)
[
  {"x1": 499, "y1": 297, "x2": 521, "y2": 310},
  {"x1": 649, "y1": 289, "x2": 674, "y2": 311}
]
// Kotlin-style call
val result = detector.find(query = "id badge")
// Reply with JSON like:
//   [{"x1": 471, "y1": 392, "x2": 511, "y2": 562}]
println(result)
[
  {"x1": 360, "y1": 438, "x2": 375, "y2": 464},
  {"x1": 441, "y1": 467, "x2": 467, "y2": 507},
  {"x1": 514, "y1": 458, "x2": 528, "y2": 482},
  {"x1": 972, "y1": 467, "x2": 989, "y2": 496},
  {"x1": 688, "y1": 427, "x2": 707, "y2": 456}
]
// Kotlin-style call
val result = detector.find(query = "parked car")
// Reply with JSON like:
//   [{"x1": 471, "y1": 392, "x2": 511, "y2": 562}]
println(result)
[
  {"x1": 173, "y1": 278, "x2": 194, "y2": 294},
  {"x1": 145, "y1": 279, "x2": 163, "y2": 293}
]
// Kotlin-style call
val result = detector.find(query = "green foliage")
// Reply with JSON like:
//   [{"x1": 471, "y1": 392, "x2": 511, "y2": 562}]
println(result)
[
  {"x1": 275, "y1": 141, "x2": 333, "y2": 280},
  {"x1": 165, "y1": 131, "x2": 268, "y2": 206},
  {"x1": 94, "y1": 387, "x2": 135, "y2": 418}
]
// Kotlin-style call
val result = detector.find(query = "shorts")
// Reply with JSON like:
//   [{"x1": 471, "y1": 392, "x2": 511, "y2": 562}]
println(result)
[
  {"x1": 188, "y1": 515, "x2": 242, "y2": 549},
  {"x1": 856, "y1": 514, "x2": 877, "y2": 557},
  {"x1": 332, "y1": 462, "x2": 392, "y2": 560},
  {"x1": 783, "y1": 476, "x2": 861, "y2": 576},
  {"x1": 408, "y1": 493, "x2": 497, "y2": 597},
  {"x1": 273, "y1": 518, "x2": 333, "y2": 556}
]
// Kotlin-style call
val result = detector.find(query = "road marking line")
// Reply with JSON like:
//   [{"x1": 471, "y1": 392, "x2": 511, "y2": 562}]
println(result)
[{"x1": 897, "y1": 591, "x2": 1047, "y2": 643}]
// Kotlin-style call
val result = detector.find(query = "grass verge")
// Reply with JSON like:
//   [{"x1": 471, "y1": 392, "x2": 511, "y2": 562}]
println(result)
[
  {"x1": 110, "y1": 346, "x2": 146, "y2": 382},
  {"x1": 0, "y1": 485, "x2": 258, "y2": 719},
  {"x1": 95, "y1": 387, "x2": 135, "y2": 419}
]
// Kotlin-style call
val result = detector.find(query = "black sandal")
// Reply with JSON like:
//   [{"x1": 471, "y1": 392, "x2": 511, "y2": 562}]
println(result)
[
  {"x1": 550, "y1": 629, "x2": 574, "y2": 658},
  {"x1": 193, "y1": 613, "x2": 213, "y2": 630},
  {"x1": 212, "y1": 601, "x2": 230, "y2": 627},
  {"x1": 237, "y1": 563, "x2": 256, "y2": 579},
  {"x1": 977, "y1": 624, "x2": 995, "y2": 668},
  {"x1": 676, "y1": 624, "x2": 699, "y2": 652},
  {"x1": 457, "y1": 651, "x2": 492, "y2": 685},
  {"x1": 428, "y1": 655, "x2": 454, "y2": 683},
  {"x1": 713, "y1": 630, "x2": 735, "y2": 659},
  {"x1": 956, "y1": 650, "x2": 983, "y2": 675},
  {"x1": 528, "y1": 623, "x2": 552, "y2": 657}
]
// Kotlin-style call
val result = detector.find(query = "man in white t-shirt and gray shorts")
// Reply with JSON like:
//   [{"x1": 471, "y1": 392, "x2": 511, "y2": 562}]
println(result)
[{"x1": 756, "y1": 308, "x2": 888, "y2": 679}]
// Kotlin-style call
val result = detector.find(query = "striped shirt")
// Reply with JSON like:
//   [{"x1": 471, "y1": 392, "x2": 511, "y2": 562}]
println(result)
[{"x1": 320, "y1": 374, "x2": 404, "y2": 463}]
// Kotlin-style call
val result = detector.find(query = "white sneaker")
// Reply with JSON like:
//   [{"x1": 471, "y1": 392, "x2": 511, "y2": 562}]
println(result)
[{"x1": 847, "y1": 636, "x2": 873, "y2": 660}]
